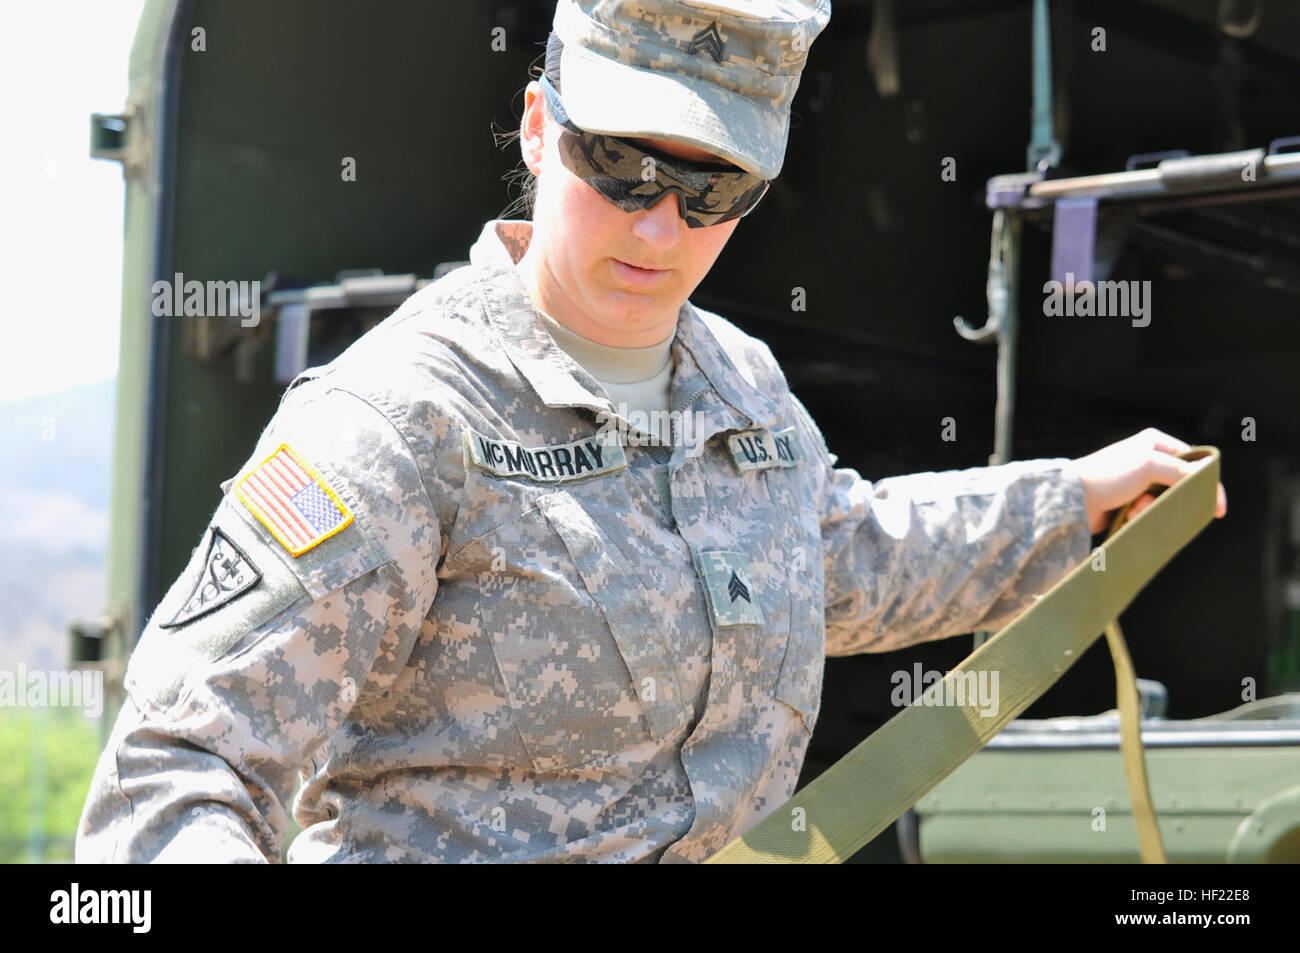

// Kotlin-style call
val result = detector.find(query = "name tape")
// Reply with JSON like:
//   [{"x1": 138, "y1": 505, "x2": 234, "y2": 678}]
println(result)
[{"x1": 466, "y1": 429, "x2": 627, "y2": 482}]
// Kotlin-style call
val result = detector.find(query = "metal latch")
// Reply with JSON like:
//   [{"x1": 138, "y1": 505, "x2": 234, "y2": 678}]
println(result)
[
  {"x1": 90, "y1": 100, "x2": 148, "y2": 180},
  {"x1": 1136, "y1": 678, "x2": 1168, "y2": 719},
  {"x1": 68, "y1": 607, "x2": 126, "y2": 701}
]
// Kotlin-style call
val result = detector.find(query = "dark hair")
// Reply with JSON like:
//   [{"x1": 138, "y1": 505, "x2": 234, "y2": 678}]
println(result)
[{"x1": 496, "y1": 31, "x2": 564, "y2": 220}]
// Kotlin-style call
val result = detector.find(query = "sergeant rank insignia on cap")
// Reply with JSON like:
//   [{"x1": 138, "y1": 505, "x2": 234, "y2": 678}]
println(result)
[
  {"x1": 688, "y1": 22, "x2": 725, "y2": 63},
  {"x1": 234, "y1": 443, "x2": 353, "y2": 556}
]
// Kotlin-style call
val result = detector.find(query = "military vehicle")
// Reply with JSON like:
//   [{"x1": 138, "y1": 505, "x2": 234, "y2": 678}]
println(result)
[{"x1": 80, "y1": 0, "x2": 1300, "y2": 862}]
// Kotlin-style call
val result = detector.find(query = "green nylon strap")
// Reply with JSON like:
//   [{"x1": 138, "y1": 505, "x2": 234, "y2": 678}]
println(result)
[
  {"x1": 1106, "y1": 617, "x2": 1166, "y2": 863},
  {"x1": 1096, "y1": 451, "x2": 1219, "y2": 866},
  {"x1": 706, "y1": 446, "x2": 1220, "y2": 864}
]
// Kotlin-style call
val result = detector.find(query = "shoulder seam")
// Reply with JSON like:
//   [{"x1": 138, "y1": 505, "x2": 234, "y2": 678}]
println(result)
[{"x1": 316, "y1": 385, "x2": 443, "y2": 557}]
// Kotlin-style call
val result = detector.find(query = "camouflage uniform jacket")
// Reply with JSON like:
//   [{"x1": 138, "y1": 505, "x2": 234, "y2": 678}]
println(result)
[{"x1": 77, "y1": 219, "x2": 1091, "y2": 863}]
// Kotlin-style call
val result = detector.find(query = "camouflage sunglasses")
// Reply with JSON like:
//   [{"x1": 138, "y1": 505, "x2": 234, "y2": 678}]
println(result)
[{"x1": 538, "y1": 72, "x2": 771, "y2": 228}]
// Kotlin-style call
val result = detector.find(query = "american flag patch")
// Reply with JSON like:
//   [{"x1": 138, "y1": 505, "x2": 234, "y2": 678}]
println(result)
[{"x1": 234, "y1": 444, "x2": 353, "y2": 556}]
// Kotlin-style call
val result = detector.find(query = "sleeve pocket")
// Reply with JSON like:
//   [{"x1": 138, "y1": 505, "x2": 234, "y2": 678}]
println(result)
[{"x1": 774, "y1": 599, "x2": 825, "y2": 726}]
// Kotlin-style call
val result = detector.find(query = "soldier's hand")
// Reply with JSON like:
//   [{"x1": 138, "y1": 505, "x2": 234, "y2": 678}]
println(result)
[{"x1": 1070, "y1": 427, "x2": 1227, "y2": 535}]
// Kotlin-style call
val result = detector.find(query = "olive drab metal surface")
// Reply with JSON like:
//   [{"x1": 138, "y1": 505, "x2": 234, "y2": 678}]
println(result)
[
  {"x1": 81, "y1": 0, "x2": 187, "y2": 731},
  {"x1": 915, "y1": 695, "x2": 1300, "y2": 863}
]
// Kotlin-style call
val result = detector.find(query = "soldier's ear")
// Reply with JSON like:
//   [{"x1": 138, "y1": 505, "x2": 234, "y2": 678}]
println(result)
[{"x1": 521, "y1": 81, "x2": 547, "y2": 177}]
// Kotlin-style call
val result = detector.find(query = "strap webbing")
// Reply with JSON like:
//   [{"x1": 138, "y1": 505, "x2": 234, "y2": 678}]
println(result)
[
  {"x1": 1099, "y1": 463, "x2": 1182, "y2": 866},
  {"x1": 705, "y1": 447, "x2": 1219, "y2": 864},
  {"x1": 1106, "y1": 618, "x2": 1166, "y2": 863}
]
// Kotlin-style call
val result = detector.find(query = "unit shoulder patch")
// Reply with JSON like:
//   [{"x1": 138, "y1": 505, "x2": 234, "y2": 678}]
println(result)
[
  {"x1": 159, "y1": 528, "x2": 261, "y2": 628},
  {"x1": 234, "y1": 443, "x2": 354, "y2": 556}
]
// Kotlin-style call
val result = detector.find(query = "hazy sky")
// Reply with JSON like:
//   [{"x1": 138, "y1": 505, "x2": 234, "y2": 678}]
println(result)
[{"x1": 0, "y1": 1, "x2": 145, "y2": 401}]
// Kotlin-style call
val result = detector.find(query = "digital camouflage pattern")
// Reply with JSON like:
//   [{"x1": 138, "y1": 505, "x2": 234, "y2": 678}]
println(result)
[
  {"x1": 552, "y1": 0, "x2": 833, "y2": 180},
  {"x1": 77, "y1": 219, "x2": 1091, "y2": 863}
]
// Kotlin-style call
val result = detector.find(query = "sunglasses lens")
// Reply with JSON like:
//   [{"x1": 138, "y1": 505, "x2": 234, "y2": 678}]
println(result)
[{"x1": 558, "y1": 128, "x2": 768, "y2": 228}]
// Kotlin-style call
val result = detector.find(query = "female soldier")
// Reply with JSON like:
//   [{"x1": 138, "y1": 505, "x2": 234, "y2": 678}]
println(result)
[{"x1": 78, "y1": 0, "x2": 1225, "y2": 863}]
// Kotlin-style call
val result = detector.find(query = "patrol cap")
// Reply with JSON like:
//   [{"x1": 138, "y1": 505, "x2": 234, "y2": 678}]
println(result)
[{"x1": 550, "y1": 0, "x2": 832, "y2": 180}]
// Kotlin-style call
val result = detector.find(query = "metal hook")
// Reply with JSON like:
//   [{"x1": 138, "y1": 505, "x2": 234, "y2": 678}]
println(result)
[
  {"x1": 954, "y1": 208, "x2": 1018, "y2": 343},
  {"x1": 1217, "y1": 0, "x2": 1262, "y2": 38}
]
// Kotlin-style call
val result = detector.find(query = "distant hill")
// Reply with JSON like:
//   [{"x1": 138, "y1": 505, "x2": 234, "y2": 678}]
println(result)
[
  {"x1": 0, "y1": 379, "x2": 115, "y2": 672},
  {"x1": 0, "y1": 378, "x2": 116, "y2": 509}
]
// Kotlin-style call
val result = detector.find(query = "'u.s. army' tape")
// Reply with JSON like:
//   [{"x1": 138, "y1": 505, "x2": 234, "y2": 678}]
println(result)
[{"x1": 726, "y1": 426, "x2": 803, "y2": 472}]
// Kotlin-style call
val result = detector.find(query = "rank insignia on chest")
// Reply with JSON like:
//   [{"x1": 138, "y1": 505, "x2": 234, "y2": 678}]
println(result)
[
  {"x1": 234, "y1": 443, "x2": 354, "y2": 556},
  {"x1": 726, "y1": 425, "x2": 803, "y2": 473},
  {"x1": 465, "y1": 428, "x2": 628, "y2": 482},
  {"x1": 694, "y1": 550, "x2": 764, "y2": 627}
]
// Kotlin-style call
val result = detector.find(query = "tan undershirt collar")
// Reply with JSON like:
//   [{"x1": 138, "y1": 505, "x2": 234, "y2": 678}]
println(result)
[{"x1": 536, "y1": 309, "x2": 673, "y2": 384}]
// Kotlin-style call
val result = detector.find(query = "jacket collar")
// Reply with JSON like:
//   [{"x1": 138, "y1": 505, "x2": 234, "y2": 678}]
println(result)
[{"x1": 468, "y1": 219, "x2": 781, "y2": 432}]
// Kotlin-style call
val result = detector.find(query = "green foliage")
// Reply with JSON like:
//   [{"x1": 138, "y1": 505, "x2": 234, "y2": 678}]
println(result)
[{"x1": 0, "y1": 707, "x2": 101, "y2": 863}]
